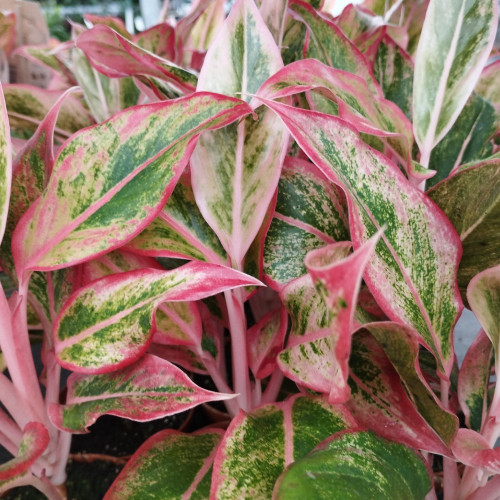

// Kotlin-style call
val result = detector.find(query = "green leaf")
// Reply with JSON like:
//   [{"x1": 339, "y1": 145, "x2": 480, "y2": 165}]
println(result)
[
  {"x1": 427, "y1": 93, "x2": 496, "y2": 188},
  {"x1": 104, "y1": 429, "x2": 223, "y2": 500},
  {"x1": 263, "y1": 157, "x2": 349, "y2": 288},
  {"x1": 428, "y1": 159, "x2": 500, "y2": 304},
  {"x1": 413, "y1": 0, "x2": 497, "y2": 162},
  {"x1": 274, "y1": 430, "x2": 431, "y2": 500},
  {"x1": 212, "y1": 395, "x2": 355, "y2": 499}
]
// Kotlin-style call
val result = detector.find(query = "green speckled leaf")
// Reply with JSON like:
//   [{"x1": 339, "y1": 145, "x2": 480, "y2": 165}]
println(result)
[
  {"x1": 0, "y1": 83, "x2": 11, "y2": 247},
  {"x1": 105, "y1": 429, "x2": 223, "y2": 500},
  {"x1": 49, "y1": 354, "x2": 235, "y2": 433},
  {"x1": 457, "y1": 329, "x2": 493, "y2": 431},
  {"x1": 274, "y1": 430, "x2": 431, "y2": 500},
  {"x1": 192, "y1": 0, "x2": 288, "y2": 267},
  {"x1": 475, "y1": 59, "x2": 500, "y2": 108},
  {"x1": 211, "y1": 395, "x2": 355, "y2": 500},
  {"x1": 413, "y1": 0, "x2": 497, "y2": 163},
  {"x1": 12, "y1": 94, "x2": 251, "y2": 278},
  {"x1": 428, "y1": 159, "x2": 500, "y2": 304},
  {"x1": 427, "y1": 93, "x2": 496, "y2": 188},
  {"x1": 263, "y1": 157, "x2": 349, "y2": 288}
]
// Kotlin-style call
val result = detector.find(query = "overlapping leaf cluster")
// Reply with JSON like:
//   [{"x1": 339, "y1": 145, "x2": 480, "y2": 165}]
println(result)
[{"x1": 0, "y1": 0, "x2": 499, "y2": 498}]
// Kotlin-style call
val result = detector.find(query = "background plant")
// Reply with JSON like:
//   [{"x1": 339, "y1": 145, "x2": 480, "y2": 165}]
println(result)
[{"x1": 0, "y1": 0, "x2": 499, "y2": 498}]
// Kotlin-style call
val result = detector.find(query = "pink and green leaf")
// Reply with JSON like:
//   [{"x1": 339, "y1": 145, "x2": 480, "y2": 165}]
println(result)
[
  {"x1": 191, "y1": 0, "x2": 288, "y2": 267},
  {"x1": 452, "y1": 428, "x2": 500, "y2": 474},
  {"x1": 0, "y1": 12, "x2": 16, "y2": 57},
  {"x1": 259, "y1": 0, "x2": 288, "y2": 46},
  {"x1": 12, "y1": 93, "x2": 251, "y2": 277},
  {"x1": 274, "y1": 430, "x2": 431, "y2": 500},
  {"x1": 263, "y1": 157, "x2": 349, "y2": 289},
  {"x1": 458, "y1": 329, "x2": 493, "y2": 431},
  {"x1": 475, "y1": 59, "x2": 500, "y2": 109},
  {"x1": 76, "y1": 25, "x2": 198, "y2": 95},
  {"x1": 104, "y1": 428, "x2": 224, "y2": 499},
  {"x1": 84, "y1": 13, "x2": 131, "y2": 39},
  {"x1": 125, "y1": 173, "x2": 228, "y2": 265},
  {"x1": 53, "y1": 261, "x2": 260, "y2": 373},
  {"x1": 0, "y1": 422, "x2": 49, "y2": 481},
  {"x1": 132, "y1": 23, "x2": 176, "y2": 61},
  {"x1": 49, "y1": 354, "x2": 235, "y2": 433},
  {"x1": 259, "y1": 99, "x2": 462, "y2": 376},
  {"x1": 428, "y1": 159, "x2": 500, "y2": 304},
  {"x1": 347, "y1": 330, "x2": 450, "y2": 455},
  {"x1": 413, "y1": 0, "x2": 498, "y2": 161},
  {"x1": 211, "y1": 394, "x2": 356, "y2": 499},
  {"x1": 0, "y1": 83, "x2": 11, "y2": 248}
]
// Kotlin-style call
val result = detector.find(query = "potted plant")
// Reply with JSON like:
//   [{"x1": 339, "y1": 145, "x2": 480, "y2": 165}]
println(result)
[{"x1": 0, "y1": 0, "x2": 499, "y2": 498}]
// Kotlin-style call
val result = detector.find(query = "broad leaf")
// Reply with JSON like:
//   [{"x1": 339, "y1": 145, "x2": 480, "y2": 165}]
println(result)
[
  {"x1": 211, "y1": 395, "x2": 356, "y2": 499},
  {"x1": 191, "y1": 0, "x2": 288, "y2": 267},
  {"x1": 263, "y1": 157, "x2": 349, "y2": 289},
  {"x1": 0, "y1": 83, "x2": 11, "y2": 247},
  {"x1": 125, "y1": 173, "x2": 228, "y2": 265},
  {"x1": 475, "y1": 59, "x2": 500, "y2": 109},
  {"x1": 49, "y1": 354, "x2": 235, "y2": 433},
  {"x1": 467, "y1": 263, "x2": 500, "y2": 367},
  {"x1": 53, "y1": 261, "x2": 260, "y2": 373},
  {"x1": 76, "y1": 25, "x2": 198, "y2": 94},
  {"x1": 428, "y1": 159, "x2": 500, "y2": 303},
  {"x1": 274, "y1": 430, "x2": 431, "y2": 500},
  {"x1": 347, "y1": 330, "x2": 450, "y2": 455},
  {"x1": 259, "y1": 99, "x2": 462, "y2": 376},
  {"x1": 413, "y1": 0, "x2": 497, "y2": 163},
  {"x1": 458, "y1": 330, "x2": 493, "y2": 431},
  {"x1": 452, "y1": 428, "x2": 500, "y2": 474},
  {"x1": 427, "y1": 93, "x2": 496, "y2": 188},
  {"x1": 12, "y1": 93, "x2": 251, "y2": 278},
  {"x1": 132, "y1": 23, "x2": 176, "y2": 60},
  {"x1": 0, "y1": 422, "x2": 49, "y2": 481},
  {"x1": 105, "y1": 429, "x2": 223, "y2": 499}
]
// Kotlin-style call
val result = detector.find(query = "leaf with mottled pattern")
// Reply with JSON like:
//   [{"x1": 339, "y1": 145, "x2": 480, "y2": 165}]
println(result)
[{"x1": 0, "y1": 83, "x2": 11, "y2": 248}]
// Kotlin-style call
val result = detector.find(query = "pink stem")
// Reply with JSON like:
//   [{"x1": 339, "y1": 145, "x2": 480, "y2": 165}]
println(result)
[
  {"x1": 224, "y1": 288, "x2": 251, "y2": 412},
  {"x1": 261, "y1": 370, "x2": 284, "y2": 404},
  {"x1": 0, "y1": 409, "x2": 23, "y2": 451},
  {"x1": 0, "y1": 372, "x2": 37, "y2": 427}
]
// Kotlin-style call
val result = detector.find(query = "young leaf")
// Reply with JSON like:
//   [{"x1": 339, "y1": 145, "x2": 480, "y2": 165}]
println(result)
[
  {"x1": 104, "y1": 429, "x2": 224, "y2": 499},
  {"x1": 263, "y1": 157, "x2": 349, "y2": 289},
  {"x1": 0, "y1": 83, "x2": 11, "y2": 247},
  {"x1": 458, "y1": 330, "x2": 493, "y2": 431},
  {"x1": 53, "y1": 261, "x2": 261, "y2": 373},
  {"x1": 274, "y1": 430, "x2": 431, "y2": 500},
  {"x1": 452, "y1": 428, "x2": 500, "y2": 474},
  {"x1": 428, "y1": 159, "x2": 500, "y2": 303},
  {"x1": 413, "y1": 0, "x2": 498, "y2": 162},
  {"x1": 76, "y1": 25, "x2": 198, "y2": 94},
  {"x1": 191, "y1": 0, "x2": 288, "y2": 267},
  {"x1": 49, "y1": 354, "x2": 235, "y2": 433},
  {"x1": 12, "y1": 93, "x2": 251, "y2": 278},
  {"x1": 347, "y1": 330, "x2": 450, "y2": 455},
  {"x1": 211, "y1": 395, "x2": 356, "y2": 499},
  {"x1": 258, "y1": 99, "x2": 462, "y2": 376},
  {"x1": 0, "y1": 422, "x2": 49, "y2": 481}
]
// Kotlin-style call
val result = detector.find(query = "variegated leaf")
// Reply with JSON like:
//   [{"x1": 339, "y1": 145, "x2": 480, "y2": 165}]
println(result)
[
  {"x1": 259, "y1": 99, "x2": 462, "y2": 376},
  {"x1": 0, "y1": 422, "x2": 49, "y2": 481},
  {"x1": 49, "y1": 354, "x2": 235, "y2": 433},
  {"x1": 452, "y1": 428, "x2": 500, "y2": 474},
  {"x1": 0, "y1": 12, "x2": 16, "y2": 57},
  {"x1": 247, "y1": 306, "x2": 287, "y2": 379},
  {"x1": 0, "y1": 83, "x2": 11, "y2": 248},
  {"x1": 257, "y1": 59, "x2": 414, "y2": 176},
  {"x1": 347, "y1": 330, "x2": 450, "y2": 455},
  {"x1": 84, "y1": 13, "x2": 131, "y2": 39},
  {"x1": 373, "y1": 34, "x2": 414, "y2": 120},
  {"x1": 287, "y1": 0, "x2": 377, "y2": 89},
  {"x1": 259, "y1": 0, "x2": 288, "y2": 46},
  {"x1": 413, "y1": 0, "x2": 497, "y2": 164},
  {"x1": 3, "y1": 84, "x2": 93, "y2": 140},
  {"x1": 12, "y1": 94, "x2": 251, "y2": 279},
  {"x1": 125, "y1": 173, "x2": 228, "y2": 265},
  {"x1": 191, "y1": 0, "x2": 288, "y2": 267},
  {"x1": 278, "y1": 233, "x2": 380, "y2": 402},
  {"x1": 211, "y1": 395, "x2": 356, "y2": 499},
  {"x1": 263, "y1": 157, "x2": 349, "y2": 289},
  {"x1": 427, "y1": 93, "x2": 496, "y2": 188},
  {"x1": 364, "y1": 321, "x2": 458, "y2": 444},
  {"x1": 76, "y1": 25, "x2": 198, "y2": 95},
  {"x1": 274, "y1": 430, "x2": 431, "y2": 500},
  {"x1": 458, "y1": 330, "x2": 493, "y2": 431},
  {"x1": 475, "y1": 59, "x2": 500, "y2": 109},
  {"x1": 132, "y1": 23, "x2": 176, "y2": 60},
  {"x1": 467, "y1": 264, "x2": 500, "y2": 367},
  {"x1": 104, "y1": 429, "x2": 224, "y2": 499},
  {"x1": 428, "y1": 159, "x2": 500, "y2": 304},
  {"x1": 149, "y1": 343, "x2": 209, "y2": 375},
  {"x1": 53, "y1": 261, "x2": 260, "y2": 373}
]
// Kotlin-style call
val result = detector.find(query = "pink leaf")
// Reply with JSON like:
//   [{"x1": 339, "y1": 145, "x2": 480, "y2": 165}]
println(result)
[{"x1": 452, "y1": 428, "x2": 500, "y2": 474}]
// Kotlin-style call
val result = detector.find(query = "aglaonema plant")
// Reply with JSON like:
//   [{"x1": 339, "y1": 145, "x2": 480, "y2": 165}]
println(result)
[{"x1": 0, "y1": 0, "x2": 499, "y2": 498}]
